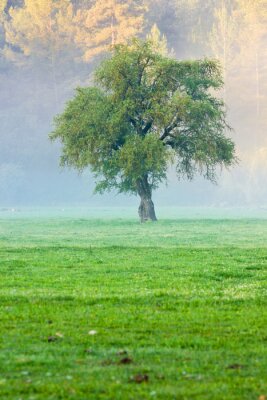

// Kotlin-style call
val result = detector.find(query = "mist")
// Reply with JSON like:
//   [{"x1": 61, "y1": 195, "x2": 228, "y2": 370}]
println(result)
[{"x1": 1, "y1": 0, "x2": 267, "y2": 208}]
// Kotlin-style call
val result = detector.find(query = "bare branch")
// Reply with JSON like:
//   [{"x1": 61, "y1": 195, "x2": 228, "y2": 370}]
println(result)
[
  {"x1": 142, "y1": 120, "x2": 153, "y2": 135},
  {"x1": 160, "y1": 116, "x2": 181, "y2": 141}
]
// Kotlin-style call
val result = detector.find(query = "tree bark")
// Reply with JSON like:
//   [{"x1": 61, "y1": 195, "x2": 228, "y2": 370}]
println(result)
[{"x1": 137, "y1": 176, "x2": 157, "y2": 222}]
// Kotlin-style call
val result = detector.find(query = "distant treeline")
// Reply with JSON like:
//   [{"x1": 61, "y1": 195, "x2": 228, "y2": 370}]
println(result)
[{"x1": 0, "y1": 0, "x2": 267, "y2": 204}]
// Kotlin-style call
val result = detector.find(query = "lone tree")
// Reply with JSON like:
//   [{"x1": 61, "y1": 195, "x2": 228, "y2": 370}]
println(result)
[{"x1": 50, "y1": 39, "x2": 236, "y2": 222}]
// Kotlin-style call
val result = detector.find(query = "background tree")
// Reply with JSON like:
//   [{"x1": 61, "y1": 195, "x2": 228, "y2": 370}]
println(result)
[
  {"x1": 3, "y1": 0, "x2": 147, "y2": 64},
  {"x1": 0, "y1": 0, "x2": 7, "y2": 64},
  {"x1": 74, "y1": 0, "x2": 145, "y2": 61},
  {"x1": 208, "y1": 1, "x2": 240, "y2": 101},
  {"x1": 235, "y1": 0, "x2": 267, "y2": 118},
  {"x1": 2, "y1": 0, "x2": 77, "y2": 64},
  {"x1": 51, "y1": 39, "x2": 236, "y2": 221},
  {"x1": 0, "y1": 0, "x2": 7, "y2": 14},
  {"x1": 146, "y1": 23, "x2": 169, "y2": 56}
]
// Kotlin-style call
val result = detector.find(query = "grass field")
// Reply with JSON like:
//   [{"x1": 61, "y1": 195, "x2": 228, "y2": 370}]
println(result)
[{"x1": 0, "y1": 210, "x2": 267, "y2": 399}]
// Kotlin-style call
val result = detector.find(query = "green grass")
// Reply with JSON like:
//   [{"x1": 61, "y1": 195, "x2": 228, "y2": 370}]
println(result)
[{"x1": 0, "y1": 216, "x2": 267, "y2": 399}]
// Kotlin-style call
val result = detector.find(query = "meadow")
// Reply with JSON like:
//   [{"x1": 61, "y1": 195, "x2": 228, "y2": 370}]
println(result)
[{"x1": 0, "y1": 208, "x2": 267, "y2": 399}]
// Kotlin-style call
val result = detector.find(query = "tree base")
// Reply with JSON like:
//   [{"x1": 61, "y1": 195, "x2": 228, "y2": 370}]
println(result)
[{"x1": 138, "y1": 197, "x2": 157, "y2": 223}]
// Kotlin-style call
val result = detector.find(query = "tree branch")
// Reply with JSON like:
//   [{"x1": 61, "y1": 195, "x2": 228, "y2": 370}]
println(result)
[
  {"x1": 138, "y1": 56, "x2": 152, "y2": 85},
  {"x1": 142, "y1": 120, "x2": 153, "y2": 135},
  {"x1": 160, "y1": 116, "x2": 181, "y2": 141},
  {"x1": 129, "y1": 117, "x2": 137, "y2": 128}
]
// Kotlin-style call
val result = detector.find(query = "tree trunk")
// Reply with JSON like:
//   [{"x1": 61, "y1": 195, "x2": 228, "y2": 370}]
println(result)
[{"x1": 137, "y1": 176, "x2": 157, "y2": 222}]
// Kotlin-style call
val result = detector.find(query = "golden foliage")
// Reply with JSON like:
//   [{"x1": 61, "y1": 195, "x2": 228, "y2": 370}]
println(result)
[
  {"x1": 3, "y1": 0, "x2": 76, "y2": 64},
  {"x1": 146, "y1": 24, "x2": 169, "y2": 56},
  {"x1": 0, "y1": 0, "x2": 7, "y2": 14},
  {"x1": 74, "y1": 0, "x2": 146, "y2": 61},
  {"x1": 2, "y1": 0, "x2": 146, "y2": 65}
]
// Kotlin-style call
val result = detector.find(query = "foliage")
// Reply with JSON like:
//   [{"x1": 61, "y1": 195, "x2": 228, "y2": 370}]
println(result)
[
  {"x1": 74, "y1": 0, "x2": 145, "y2": 61},
  {"x1": 2, "y1": 0, "x2": 77, "y2": 65},
  {"x1": 2, "y1": 0, "x2": 146, "y2": 65},
  {"x1": 1, "y1": 215, "x2": 267, "y2": 399},
  {"x1": 146, "y1": 23, "x2": 169, "y2": 56},
  {"x1": 2, "y1": 0, "x2": 267, "y2": 207},
  {"x1": 0, "y1": 0, "x2": 7, "y2": 14},
  {"x1": 51, "y1": 39, "x2": 235, "y2": 199},
  {"x1": 179, "y1": 0, "x2": 267, "y2": 123}
]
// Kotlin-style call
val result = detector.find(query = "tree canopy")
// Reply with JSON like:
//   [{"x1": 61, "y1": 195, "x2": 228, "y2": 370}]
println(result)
[{"x1": 51, "y1": 39, "x2": 236, "y2": 221}]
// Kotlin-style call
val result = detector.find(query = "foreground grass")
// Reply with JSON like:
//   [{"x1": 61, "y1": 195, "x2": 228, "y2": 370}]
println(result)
[{"x1": 0, "y1": 217, "x2": 267, "y2": 399}]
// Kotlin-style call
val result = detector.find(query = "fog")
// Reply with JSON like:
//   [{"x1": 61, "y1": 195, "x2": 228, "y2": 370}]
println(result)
[{"x1": 1, "y1": 0, "x2": 267, "y2": 208}]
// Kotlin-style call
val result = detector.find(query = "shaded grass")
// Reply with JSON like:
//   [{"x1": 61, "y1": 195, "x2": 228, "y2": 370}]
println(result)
[{"x1": 0, "y1": 218, "x2": 267, "y2": 399}]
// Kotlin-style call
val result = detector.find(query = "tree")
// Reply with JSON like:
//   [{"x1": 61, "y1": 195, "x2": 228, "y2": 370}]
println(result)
[
  {"x1": 2, "y1": 0, "x2": 146, "y2": 66},
  {"x1": 0, "y1": 0, "x2": 7, "y2": 14},
  {"x1": 208, "y1": 1, "x2": 241, "y2": 102},
  {"x1": 2, "y1": 0, "x2": 79, "y2": 106},
  {"x1": 235, "y1": 0, "x2": 267, "y2": 119},
  {"x1": 50, "y1": 39, "x2": 236, "y2": 222},
  {"x1": 146, "y1": 23, "x2": 169, "y2": 56},
  {"x1": 2, "y1": 0, "x2": 76, "y2": 65},
  {"x1": 74, "y1": 0, "x2": 145, "y2": 61}
]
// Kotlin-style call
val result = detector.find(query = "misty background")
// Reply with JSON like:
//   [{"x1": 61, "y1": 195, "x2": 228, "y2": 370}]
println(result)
[{"x1": 1, "y1": 0, "x2": 267, "y2": 207}]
